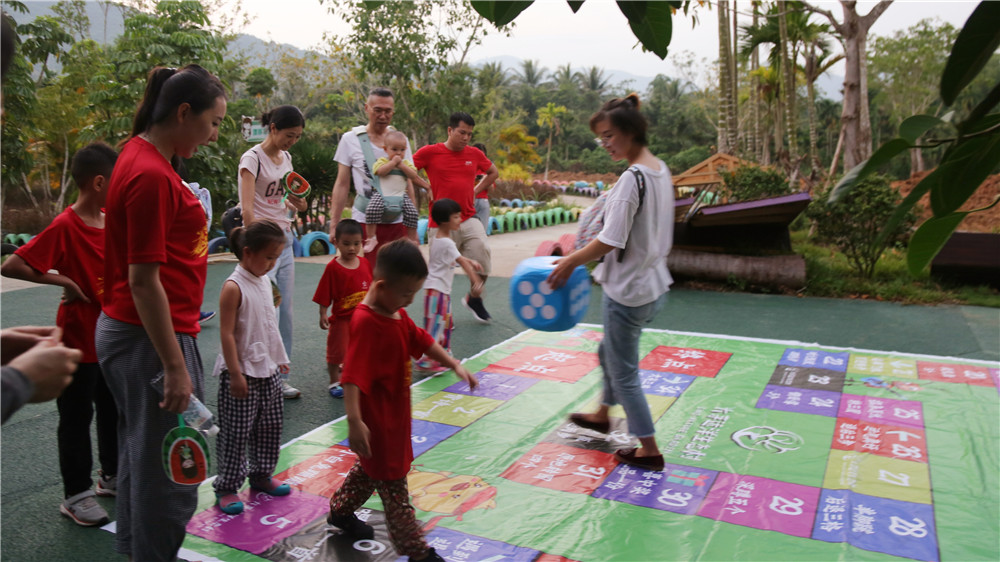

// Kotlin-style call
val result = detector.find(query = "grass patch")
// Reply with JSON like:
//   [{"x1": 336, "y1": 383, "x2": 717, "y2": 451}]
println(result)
[{"x1": 791, "y1": 230, "x2": 1000, "y2": 307}]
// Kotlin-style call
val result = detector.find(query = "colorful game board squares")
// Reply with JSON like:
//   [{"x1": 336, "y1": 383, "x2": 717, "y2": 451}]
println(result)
[
  {"x1": 412, "y1": 392, "x2": 503, "y2": 427},
  {"x1": 257, "y1": 508, "x2": 392, "y2": 561},
  {"x1": 639, "y1": 370, "x2": 696, "y2": 396},
  {"x1": 697, "y1": 473, "x2": 822, "y2": 538},
  {"x1": 757, "y1": 384, "x2": 841, "y2": 416},
  {"x1": 543, "y1": 417, "x2": 636, "y2": 453},
  {"x1": 831, "y1": 418, "x2": 928, "y2": 463},
  {"x1": 187, "y1": 487, "x2": 330, "y2": 555},
  {"x1": 779, "y1": 348, "x2": 850, "y2": 372},
  {"x1": 917, "y1": 360, "x2": 995, "y2": 387},
  {"x1": 823, "y1": 449, "x2": 932, "y2": 504},
  {"x1": 769, "y1": 364, "x2": 846, "y2": 392},
  {"x1": 848, "y1": 354, "x2": 918, "y2": 379},
  {"x1": 500, "y1": 442, "x2": 618, "y2": 494},
  {"x1": 444, "y1": 371, "x2": 538, "y2": 401},
  {"x1": 424, "y1": 526, "x2": 542, "y2": 562},
  {"x1": 410, "y1": 419, "x2": 463, "y2": 458},
  {"x1": 274, "y1": 445, "x2": 358, "y2": 499},
  {"x1": 638, "y1": 346, "x2": 733, "y2": 377},
  {"x1": 592, "y1": 463, "x2": 719, "y2": 515},
  {"x1": 838, "y1": 394, "x2": 925, "y2": 429},
  {"x1": 812, "y1": 489, "x2": 939, "y2": 562},
  {"x1": 482, "y1": 346, "x2": 599, "y2": 382}
]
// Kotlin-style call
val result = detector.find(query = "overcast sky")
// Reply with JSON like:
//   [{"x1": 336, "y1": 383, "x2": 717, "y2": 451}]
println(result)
[{"x1": 231, "y1": 0, "x2": 979, "y2": 85}]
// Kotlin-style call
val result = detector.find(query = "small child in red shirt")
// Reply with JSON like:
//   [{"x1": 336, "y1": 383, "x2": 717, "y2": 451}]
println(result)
[
  {"x1": 1, "y1": 142, "x2": 119, "y2": 527},
  {"x1": 326, "y1": 239, "x2": 477, "y2": 562},
  {"x1": 312, "y1": 219, "x2": 372, "y2": 398}
]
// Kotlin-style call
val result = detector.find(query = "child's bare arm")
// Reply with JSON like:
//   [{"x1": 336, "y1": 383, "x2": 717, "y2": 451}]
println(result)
[
  {"x1": 423, "y1": 343, "x2": 478, "y2": 390},
  {"x1": 318, "y1": 305, "x2": 330, "y2": 330},
  {"x1": 1, "y1": 254, "x2": 90, "y2": 303},
  {"x1": 373, "y1": 158, "x2": 398, "y2": 177},
  {"x1": 399, "y1": 161, "x2": 430, "y2": 190},
  {"x1": 344, "y1": 383, "x2": 371, "y2": 457},
  {"x1": 219, "y1": 280, "x2": 248, "y2": 399},
  {"x1": 456, "y1": 256, "x2": 485, "y2": 297}
]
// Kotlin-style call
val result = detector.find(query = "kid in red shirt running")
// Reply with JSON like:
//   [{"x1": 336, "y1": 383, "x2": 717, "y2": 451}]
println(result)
[
  {"x1": 326, "y1": 239, "x2": 477, "y2": 562},
  {"x1": 1, "y1": 142, "x2": 120, "y2": 526},
  {"x1": 312, "y1": 219, "x2": 372, "y2": 398}
]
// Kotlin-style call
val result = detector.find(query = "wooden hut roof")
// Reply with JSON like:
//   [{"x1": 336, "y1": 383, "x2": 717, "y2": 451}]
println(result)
[{"x1": 672, "y1": 153, "x2": 756, "y2": 188}]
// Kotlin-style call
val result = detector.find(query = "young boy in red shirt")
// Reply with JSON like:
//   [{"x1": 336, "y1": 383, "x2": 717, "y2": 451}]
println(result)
[
  {"x1": 312, "y1": 219, "x2": 372, "y2": 398},
  {"x1": 326, "y1": 239, "x2": 478, "y2": 562},
  {"x1": 1, "y1": 142, "x2": 119, "y2": 526}
]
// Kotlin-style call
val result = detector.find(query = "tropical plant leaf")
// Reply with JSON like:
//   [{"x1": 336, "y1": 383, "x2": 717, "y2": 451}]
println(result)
[
  {"x1": 828, "y1": 138, "x2": 912, "y2": 203},
  {"x1": 907, "y1": 212, "x2": 968, "y2": 275},
  {"x1": 898, "y1": 114, "x2": 944, "y2": 144},
  {"x1": 929, "y1": 132, "x2": 1000, "y2": 215},
  {"x1": 470, "y1": 0, "x2": 535, "y2": 27},
  {"x1": 873, "y1": 166, "x2": 943, "y2": 250},
  {"x1": 940, "y1": 1, "x2": 1000, "y2": 106},
  {"x1": 616, "y1": 1, "x2": 675, "y2": 59}
]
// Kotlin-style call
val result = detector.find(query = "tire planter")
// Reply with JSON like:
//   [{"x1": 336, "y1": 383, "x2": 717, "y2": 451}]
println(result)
[
  {"x1": 417, "y1": 218, "x2": 429, "y2": 244},
  {"x1": 488, "y1": 216, "x2": 502, "y2": 235},
  {"x1": 299, "y1": 231, "x2": 332, "y2": 257},
  {"x1": 534, "y1": 240, "x2": 563, "y2": 257},
  {"x1": 207, "y1": 236, "x2": 230, "y2": 255}
]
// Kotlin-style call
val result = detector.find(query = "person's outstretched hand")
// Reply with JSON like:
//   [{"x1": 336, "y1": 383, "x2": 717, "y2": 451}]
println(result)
[{"x1": 8, "y1": 338, "x2": 79, "y2": 403}]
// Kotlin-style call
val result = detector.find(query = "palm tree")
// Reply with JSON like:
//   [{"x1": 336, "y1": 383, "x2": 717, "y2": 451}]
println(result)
[
  {"x1": 536, "y1": 102, "x2": 567, "y2": 181},
  {"x1": 576, "y1": 65, "x2": 611, "y2": 97},
  {"x1": 515, "y1": 59, "x2": 549, "y2": 88}
]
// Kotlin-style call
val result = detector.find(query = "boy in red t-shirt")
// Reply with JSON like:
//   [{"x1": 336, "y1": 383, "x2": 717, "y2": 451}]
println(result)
[
  {"x1": 1, "y1": 142, "x2": 119, "y2": 527},
  {"x1": 326, "y1": 239, "x2": 477, "y2": 562},
  {"x1": 312, "y1": 219, "x2": 372, "y2": 398}
]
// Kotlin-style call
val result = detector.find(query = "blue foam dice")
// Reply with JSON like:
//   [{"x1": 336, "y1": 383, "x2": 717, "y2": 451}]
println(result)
[{"x1": 510, "y1": 256, "x2": 590, "y2": 332}]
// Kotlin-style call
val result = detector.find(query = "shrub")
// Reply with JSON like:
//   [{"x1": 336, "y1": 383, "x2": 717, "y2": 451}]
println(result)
[
  {"x1": 718, "y1": 164, "x2": 795, "y2": 202},
  {"x1": 665, "y1": 145, "x2": 712, "y2": 174},
  {"x1": 806, "y1": 174, "x2": 917, "y2": 279}
]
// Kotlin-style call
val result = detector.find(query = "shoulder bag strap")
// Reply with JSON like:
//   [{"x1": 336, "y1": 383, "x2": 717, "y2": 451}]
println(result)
[
  {"x1": 617, "y1": 165, "x2": 647, "y2": 263},
  {"x1": 356, "y1": 130, "x2": 383, "y2": 195}
]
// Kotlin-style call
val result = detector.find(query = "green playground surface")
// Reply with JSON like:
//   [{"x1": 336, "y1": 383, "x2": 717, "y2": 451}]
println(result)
[{"x1": 1, "y1": 261, "x2": 997, "y2": 561}]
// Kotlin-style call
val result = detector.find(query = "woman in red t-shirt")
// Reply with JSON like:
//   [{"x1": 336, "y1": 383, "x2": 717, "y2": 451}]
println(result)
[{"x1": 96, "y1": 64, "x2": 226, "y2": 562}]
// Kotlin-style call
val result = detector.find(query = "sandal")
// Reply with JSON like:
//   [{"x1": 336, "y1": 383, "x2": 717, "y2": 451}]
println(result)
[
  {"x1": 250, "y1": 477, "x2": 291, "y2": 496},
  {"x1": 215, "y1": 491, "x2": 244, "y2": 515},
  {"x1": 614, "y1": 448, "x2": 665, "y2": 471},
  {"x1": 568, "y1": 413, "x2": 610, "y2": 434}
]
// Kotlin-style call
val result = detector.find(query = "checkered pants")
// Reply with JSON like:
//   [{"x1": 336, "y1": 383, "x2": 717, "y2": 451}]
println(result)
[
  {"x1": 96, "y1": 314, "x2": 204, "y2": 561},
  {"x1": 365, "y1": 191, "x2": 420, "y2": 228},
  {"x1": 214, "y1": 370, "x2": 284, "y2": 493},
  {"x1": 329, "y1": 461, "x2": 429, "y2": 559}
]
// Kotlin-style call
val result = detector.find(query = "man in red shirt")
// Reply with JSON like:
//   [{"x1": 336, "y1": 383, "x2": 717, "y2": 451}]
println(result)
[{"x1": 414, "y1": 112, "x2": 499, "y2": 322}]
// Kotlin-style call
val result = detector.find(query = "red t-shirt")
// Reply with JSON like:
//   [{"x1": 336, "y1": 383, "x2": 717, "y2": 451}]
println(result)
[
  {"x1": 14, "y1": 207, "x2": 104, "y2": 362},
  {"x1": 341, "y1": 304, "x2": 434, "y2": 480},
  {"x1": 312, "y1": 256, "x2": 373, "y2": 319},
  {"x1": 103, "y1": 136, "x2": 208, "y2": 335},
  {"x1": 413, "y1": 143, "x2": 492, "y2": 227}
]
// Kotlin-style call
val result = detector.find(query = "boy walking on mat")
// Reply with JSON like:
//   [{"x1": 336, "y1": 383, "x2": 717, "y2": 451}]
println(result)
[
  {"x1": 326, "y1": 239, "x2": 478, "y2": 562},
  {"x1": 415, "y1": 198, "x2": 484, "y2": 373},
  {"x1": 1, "y1": 142, "x2": 120, "y2": 526}
]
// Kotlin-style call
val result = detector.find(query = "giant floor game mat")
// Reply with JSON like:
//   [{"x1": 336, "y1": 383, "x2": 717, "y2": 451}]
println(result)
[{"x1": 178, "y1": 325, "x2": 1000, "y2": 561}]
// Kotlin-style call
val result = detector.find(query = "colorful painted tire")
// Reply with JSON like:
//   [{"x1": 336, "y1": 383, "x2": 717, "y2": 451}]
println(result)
[
  {"x1": 16, "y1": 234, "x2": 32, "y2": 246},
  {"x1": 207, "y1": 236, "x2": 229, "y2": 255},
  {"x1": 300, "y1": 231, "x2": 332, "y2": 257},
  {"x1": 417, "y1": 218, "x2": 429, "y2": 244},
  {"x1": 1, "y1": 243, "x2": 18, "y2": 256},
  {"x1": 534, "y1": 240, "x2": 563, "y2": 257},
  {"x1": 499, "y1": 198, "x2": 512, "y2": 207},
  {"x1": 488, "y1": 216, "x2": 501, "y2": 235},
  {"x1": 3, "y1": 234, "x2": 17, "y2": 245},
  {"x1": 511, "y1": 198, "x2": 523, "y2": 208},
  {"x1": 558, "y1": 233, "x2": 577, "y2": 255},
  {"x1": 505, "y1": 213, "x2": 519, "y2": 232}
]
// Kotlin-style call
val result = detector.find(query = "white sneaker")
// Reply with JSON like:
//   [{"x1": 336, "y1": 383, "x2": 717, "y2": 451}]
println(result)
[
  {"x1": 60, "y1": 490, "x2": 109, "y2": 527},
  {"x1": 95, "y1": 471, "x2": 117, "y2": 497},
  {"x1": 281, "y1": 381, "x2": 301, "y2": 399}
]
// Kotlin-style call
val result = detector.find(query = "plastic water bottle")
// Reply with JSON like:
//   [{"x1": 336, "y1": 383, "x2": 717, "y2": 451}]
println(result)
[{"x1": 150, "y1": 372, "x2": 220, "y2": 437}]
